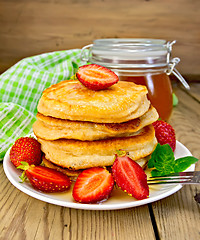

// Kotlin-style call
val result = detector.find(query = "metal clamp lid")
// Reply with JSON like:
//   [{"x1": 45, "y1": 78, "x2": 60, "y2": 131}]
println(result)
[
  {"x1": 80, "y1": 44, "x2": 93, "y2": 61},
  {"x1": 81, "y1": 40, "x2": 190, "y2": 90},
  {"x1": 166, "y1": 41, "x2": 190, "y2": 90}
]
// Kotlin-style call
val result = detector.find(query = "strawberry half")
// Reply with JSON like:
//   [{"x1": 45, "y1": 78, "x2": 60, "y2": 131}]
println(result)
[
  {"x1": 76, "y1": 64, "x2": 119, "y2": 90},
  {"x1": 112, "y1": 151, "x2": 149, "y2": 200},
  {"x1": 153, "y1": 120, "x2": 176, "y2": 151},
  {"x1": 10, "y1": 137, "x2": 42, "y2": 167},
  {"x1": 18, "y1": 162, "x2": 71, "y2": 193},
  {"x1": 72, "y1": 167, "x2": 114, "y2": 203}
]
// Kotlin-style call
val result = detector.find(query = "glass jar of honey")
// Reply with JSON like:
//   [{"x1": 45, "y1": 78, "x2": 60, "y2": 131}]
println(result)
[{"x1": 81, "y1": 38, "x2": 190, "y2": 121}]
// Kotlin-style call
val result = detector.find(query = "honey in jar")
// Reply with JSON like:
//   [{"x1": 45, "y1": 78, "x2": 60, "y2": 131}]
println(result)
[
  {"x1": 81, "y1": 38, "x2": 188, "y2": 121},
  {"x1": 119, "y1": 73, "x2": 173, "y2": 121}
]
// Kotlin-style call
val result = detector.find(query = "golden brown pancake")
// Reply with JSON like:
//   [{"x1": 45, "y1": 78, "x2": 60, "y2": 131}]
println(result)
[
  {"x1": 42, "y1": 156, "x2": 148, "y2": 182},
  {"x1": 33, "y1": 105, "x2": 158, "y2": 141},
  {"x1": 37, "y1": 125, "x2": 157, "y2": 170},
  {"x1": 42, "y1": 155, "x2": 148, "y2": 181},
  {"x1": 37, "y1": 80, "x2": 150, "y2": 123},
  {"x1": 42, "y1": 155, "x2": 81, "y2": 180}
]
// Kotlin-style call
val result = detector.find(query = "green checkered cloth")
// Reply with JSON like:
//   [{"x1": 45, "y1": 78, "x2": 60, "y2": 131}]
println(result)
[{"x1": 0, "y1": 49, "x2": 85, "y2": 161}]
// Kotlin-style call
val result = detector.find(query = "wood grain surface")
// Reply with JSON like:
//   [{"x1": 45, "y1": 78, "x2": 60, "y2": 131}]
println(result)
[
  {"x1": 0, "y1": 0, "x2": 200, "y2": 79},
  {"x1": 152, "y1": 84, "x2": 200, "y2": 240},
  {"x1": 0, "y1": 83, "x2": 200, "y2": 240}
]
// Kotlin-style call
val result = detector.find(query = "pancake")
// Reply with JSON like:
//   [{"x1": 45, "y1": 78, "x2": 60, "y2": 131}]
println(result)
[
  {"x1": 37, "y1": 80, "x2": 150, "y2": 123},
  {"x1": 37, "y1": 125, "x2": 157, "y2": 170},
  {"x1": 42, "y1": 155, "x2": 81, "y2": 180},
  {"x1": 42, "y1": 155, "x2": 149, "y2": 181},
  {"x1": 33, "y1": 105, "x2": 158, "y2": 141}
]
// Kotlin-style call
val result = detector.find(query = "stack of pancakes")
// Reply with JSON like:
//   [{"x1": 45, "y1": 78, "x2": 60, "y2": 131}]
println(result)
[{"x1": 33, "y1": 80, "x2": 158, "y2": 178}]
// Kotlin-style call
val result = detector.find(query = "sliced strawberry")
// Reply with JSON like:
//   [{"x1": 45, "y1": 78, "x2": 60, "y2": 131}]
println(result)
[
  {"x1": 72, "y1": 167, "x2": 114, "y2": 203},
  {"x1": 10, "y1": 137, "x2": 42, "y2": 167},
  {"x1": 153, "y1": 120, "x2": 176, "y2": 151},
  {"x1": 112, "y1": 151, "x2": 149, "y2": 200},
  {"x1": 76, "y1": 64, "x2": 119, "y2": 90},
  {"x1": 18, "y1": 163, "x2": 71, "y2": 193}
]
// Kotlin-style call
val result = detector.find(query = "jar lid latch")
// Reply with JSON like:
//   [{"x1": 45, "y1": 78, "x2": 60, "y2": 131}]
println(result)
[
  {"x1": 166, "y1": 41, "x2": 190, "y2": 90},
  {"x1": 167, "y1": 57, "x2": 190, "y2": 90},
  {"x1": 80, "y1": 44, "x2": 93, "y2": 61}
]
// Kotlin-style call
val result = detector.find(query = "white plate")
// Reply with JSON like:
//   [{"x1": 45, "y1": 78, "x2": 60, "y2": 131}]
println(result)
[{"x1": 3, "y1": 141, "x2": 195, "y2": 210}]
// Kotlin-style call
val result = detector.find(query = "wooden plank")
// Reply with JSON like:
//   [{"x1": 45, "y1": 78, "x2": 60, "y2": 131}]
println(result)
[
  {"x1": 180, "y1": 83, "x2": 200, "y2": 102},
  {"x1": 0, "y1": 165, "x2": 156, "y2": 240},
  {"x1": 0, "y1": 0, "x2": 200, "y2": 77},
  {"x1": 151, "y1": 84, "x2": 200, "y2": 240},
  {"x1": 151, "y1": 185, "x2": 200, "y2": 240},
  {"x1": 171, "y1": 86, "x2": 200, "y2": 157}
]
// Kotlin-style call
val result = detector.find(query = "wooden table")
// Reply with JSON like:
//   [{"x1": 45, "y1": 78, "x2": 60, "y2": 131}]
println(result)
[{"x1": 0, "y1": 83, "x2": 199, "y2": 240}]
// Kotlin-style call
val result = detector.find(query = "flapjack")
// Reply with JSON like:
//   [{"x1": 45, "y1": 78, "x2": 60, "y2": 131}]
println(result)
[
  {"x1": 37, "y1": 125, "x2": 157, "y2": 170},
  {"x1": 33, "y1": 105, "x2": 158, "y2": 141},
  {"x1": 37, "y1": 80, "x2": 150, "y2": 123}
]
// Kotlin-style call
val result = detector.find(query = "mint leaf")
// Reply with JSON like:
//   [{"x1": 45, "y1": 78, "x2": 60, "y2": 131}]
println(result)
[
  {"x1": 172, "y1": 93, "x2": 178, "y2": 106},
  {"x1": 148, "y1": 144, "x2": 160, "y2": 168},
  {"x1": 151, "y1": 169, "x2": 164, "y2": 177},
  {"x1": 174, "y1": 156, "x2": 198, "y2": 172},
  {"x1": 148, "y1": 144, "x2": 175, "y2": 170},
  {"x1": 148, "y1": 143, "x2": 198, "y2": 177}
]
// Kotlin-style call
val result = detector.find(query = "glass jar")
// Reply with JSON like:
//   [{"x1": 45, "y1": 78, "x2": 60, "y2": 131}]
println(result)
[{"x1": 81, "y1": 38, "x2": 190, "y2": 121}]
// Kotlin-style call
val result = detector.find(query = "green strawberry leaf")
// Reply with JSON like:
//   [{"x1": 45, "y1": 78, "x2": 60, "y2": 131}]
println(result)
[
  {"x1": 116, "y1": 149, "x2": 127, "y2": 157},
  {"x1": 17, "y1": 161, "x2": 30, "y2": 171},
  {"x1": 19, "y1": 171, "x2": 27, "y2": 183},
  {"x1": 17, "y1": 161, "x2": 30, "y2": 183}
]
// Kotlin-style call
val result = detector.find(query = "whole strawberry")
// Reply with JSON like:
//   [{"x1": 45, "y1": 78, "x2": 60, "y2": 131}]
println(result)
[
  {"x1": 10, "y1": 137, "x2": 42, "y2": 167},
  {"x1": 152, "y1": 120, "x2": 176, "y2": 152}
]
